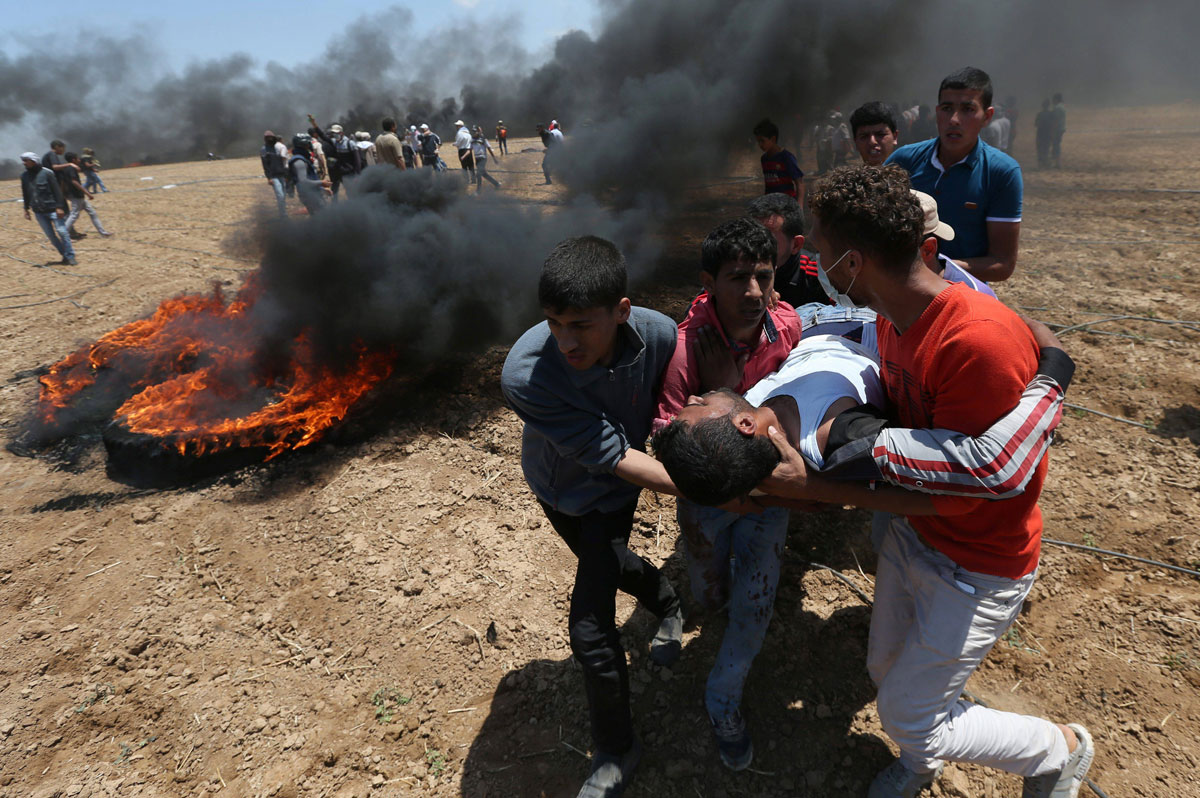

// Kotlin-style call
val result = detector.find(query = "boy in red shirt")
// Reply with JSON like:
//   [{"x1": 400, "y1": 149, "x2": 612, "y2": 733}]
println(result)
[
  {"x1": 653, "y1": 218, "x2": 801, "y2": 771},
  {"x1": 762, "y1": 165, "x2": 1094, "y2": 798},
  {"x1": 754, "y1": 118, "x2": 805, "y2": 205}
]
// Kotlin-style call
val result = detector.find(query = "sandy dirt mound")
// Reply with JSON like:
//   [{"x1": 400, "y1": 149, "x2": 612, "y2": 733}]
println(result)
[{"x1": 1, "y1": 116, "x2": 1199, "y2": 798}]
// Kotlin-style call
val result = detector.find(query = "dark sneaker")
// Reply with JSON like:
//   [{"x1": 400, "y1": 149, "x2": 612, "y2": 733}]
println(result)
[
  {"x1": 648, "y1": 607, "x2": 682, "y2": 667},
  {"x1": 710, "y1": 709, "x2": 753, "y2": 771},
  {"x1": 868, "y1": 760, "x2": 943, "y2": 797},
  {"x1": 1022, "y1": 724, "x2": 1095, "y2": 798},
  {"x1": 61, "y1": 257, "x2": 78, "y2": 266},
  {"x1": 577, "y1": 738, "x2": 642, "y2": 798},
  {"x1": 69, "y1": 231, "x2": 87, "y2": 240}
]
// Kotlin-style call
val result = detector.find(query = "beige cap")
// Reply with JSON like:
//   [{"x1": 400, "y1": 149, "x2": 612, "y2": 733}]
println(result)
[
  {"x1": 329, "y1": 124, "x2": 344, "y2": 134},
  {"x1": 911, "y1": 190, "x2": 955, "y2": 241}
]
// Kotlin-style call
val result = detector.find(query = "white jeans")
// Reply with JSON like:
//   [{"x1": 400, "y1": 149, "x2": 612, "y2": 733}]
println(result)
[{"x1": 868, "y1": 512, "x2": 1069, "y2": 778}]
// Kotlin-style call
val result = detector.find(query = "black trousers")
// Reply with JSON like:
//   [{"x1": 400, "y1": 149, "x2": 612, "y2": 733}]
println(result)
[{"x1": 539, "y1": 499, "x2": 678, "y2": 755}]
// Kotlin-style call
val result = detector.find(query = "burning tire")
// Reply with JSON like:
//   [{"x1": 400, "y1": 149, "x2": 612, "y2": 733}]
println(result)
[{"x1": 103, "y1": 419, "x2": 274, "y2": 487}]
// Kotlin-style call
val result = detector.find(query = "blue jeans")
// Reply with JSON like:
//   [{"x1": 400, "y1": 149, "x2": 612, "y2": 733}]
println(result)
[
  {"x1": 268, "y1": 177, "x2": 288, "y2": 217},
  {"x1": 83, "y1": 172, "x2": 107, "y2": 192},
  {"x1": 34, "y1": 211, "x2": 75, "y2": 260},
  {"x1": 677, "y1": 499, "x2": 788, "y2": 719}
]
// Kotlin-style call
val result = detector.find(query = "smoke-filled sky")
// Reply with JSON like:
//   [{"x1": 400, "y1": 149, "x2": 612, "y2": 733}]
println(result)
[{"x1": 2, "y1": 0, "x2": 1198, "y2": 179}]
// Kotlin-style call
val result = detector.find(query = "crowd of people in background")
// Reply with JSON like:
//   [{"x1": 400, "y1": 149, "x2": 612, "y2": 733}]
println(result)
[{"x1": 254, "y1": 115, "x2": 566, "y2": 218}]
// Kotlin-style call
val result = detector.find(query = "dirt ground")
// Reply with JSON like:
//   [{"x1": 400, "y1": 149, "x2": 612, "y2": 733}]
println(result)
[{"x1": 1, "y1": 111, "x2": 1199, "y2": 798}]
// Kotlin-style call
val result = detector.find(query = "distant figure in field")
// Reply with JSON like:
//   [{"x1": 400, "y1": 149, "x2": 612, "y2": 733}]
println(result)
[
  {"x1": 495, "y1": 120, "x2": 509, "y2": 155},
  {"x1": 404, "y1": 126, "x2": 420, "y2": 169},
  {"x1": 1035, "y1": 99, "x2": 1054, "y2": 169},
  {"x1": 20, "y1": 152, "x2": 76, "y2": 265},
  {"x1": 831, "y1": 111, "x2": 852, "y2": 167},
  {"x1": 354, "y1": 131, "x2": 377, "y2": 167},
  {"x1": 981, "y1": 105, "x2": 1012, "y2": 153},
  {"x1": 287, "y1": 133, "x2": 331, "y2": 215},
  {"x1": 418, "y1": 124, "x2": 442, "y2": 169},
  {"x1": 454, "y1": 120, "x2": 475, "y2": 185},
  {"x1": 469, "y1": 126, "x2": 501, "y2": 191},
  {"x1": 374, "y1": 118, "x2": 407, "y2": 171},
  {"x1": 539, "y1": 122, "x2": 564, "y2": 185},
  {"x1": 910, "y1": 105, "x2": 936, "y2": 142},
  {"x1": 753, "y1": 118, "x2": 804, "y2": 204},
  {"x1": 309, "y1": 117, "x2": 362, "y2": 201},
  {"x1": 80, "y1": 147, "x2": 108, "y2": 193},
  {"x1": 1004, "y1": 96, "x2": 1020, "y2": 151},
  {"x1": 260, "y1": 131, "x2": 290, "y2": 218},
  {"x1": 62, "y1": 152, "x2": 112, "y2": 238},
  {"x1": 851, "y1": 102, "x2": 900, "y2": 167},
  {"x1": 1051, "y1": 93, "x2": 1067, "y2": 168}
]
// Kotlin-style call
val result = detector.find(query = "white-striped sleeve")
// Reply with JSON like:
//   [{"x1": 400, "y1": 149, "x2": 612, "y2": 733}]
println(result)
[{"x1": 872, "y1": 374, "x2": 1064, "y2": 498}]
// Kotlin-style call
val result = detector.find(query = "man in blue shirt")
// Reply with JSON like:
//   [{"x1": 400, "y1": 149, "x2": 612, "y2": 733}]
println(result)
[
  {"x1": 502, "y1": 236, "x2": 684, "y2": 798},
  {"x1": 886, "y1": 67, "x2": 1022, "y2": 283}
]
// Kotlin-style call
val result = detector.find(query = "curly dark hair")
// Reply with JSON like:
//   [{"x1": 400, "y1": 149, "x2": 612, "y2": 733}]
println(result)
[
  {"x1": 652, "y1": 390, "x2": 781, "y2": 506},
  {"x1": 807, "y1": 164, "x2": 923, "y2": 274}
]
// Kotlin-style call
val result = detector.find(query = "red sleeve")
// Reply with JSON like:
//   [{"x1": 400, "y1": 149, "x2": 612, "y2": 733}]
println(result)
[
  {"x1": 653, "y1": 329, "x2": 697, "y2": 433},
  {"x1": 926, "y1": 318, "x2": 1039, "y2": 515}
]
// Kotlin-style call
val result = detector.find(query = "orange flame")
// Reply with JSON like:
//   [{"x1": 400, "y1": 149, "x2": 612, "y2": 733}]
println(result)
[{"x1": 36, "y1": 277, "x2": 394, "y2": 460}]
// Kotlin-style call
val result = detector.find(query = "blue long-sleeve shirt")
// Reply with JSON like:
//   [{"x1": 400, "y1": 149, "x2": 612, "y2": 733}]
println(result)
[{"x1": 501, "y1": 307, "x2": 677, "y2": 516}]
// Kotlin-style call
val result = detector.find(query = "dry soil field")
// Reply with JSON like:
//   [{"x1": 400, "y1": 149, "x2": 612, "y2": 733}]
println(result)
[{"x1": 1, "y1": 113, "x2": 1198, "y2": 798}]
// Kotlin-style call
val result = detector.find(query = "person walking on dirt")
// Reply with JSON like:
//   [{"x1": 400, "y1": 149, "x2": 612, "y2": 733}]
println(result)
[
  {"x1": 20, "y1": 152, "x2": 76, "y2": 265},
  {"x1": 261, "y1": 131, "x2": 291, "y2": 217},
  {"x1": 287, "y1": 134, "x2": 331, "y2": 215},
  {"x1": 501, "y1": 236, "x2": 685, "y2": 798},
  {"x1": 374, "y1": 118, "x2": 406, "y2": 171},
  {"x1": 1035, "y1": 99, "x2": 1054, "y2": 169},
  {"x1": 403, "y1": 126, "x2": 420, "y2": 169},
  {"x1": 418, "y1": 124, "x2": 442, "y2": 169},
  {"x1": 62, "y1": 153, "x2": 113, "y2": 238},
  {"x1": 80, "y1": 147, "x2": 108, "y2": 193},
  {"x1": 308, "y1": 117, "x2": 361, "y2": 201},
  {"x1": 1050, "y1": 93, "x2": 1067, "y2": 168},
  {"x1": 495, "y1": 120, "x2": 509, "y2": 155},
  {"x1": 469, "y1": 126, "x2": 501, "y2": 191},
  {"x1": 454, "y1": 120, "x2": 475, "y2": 184}
]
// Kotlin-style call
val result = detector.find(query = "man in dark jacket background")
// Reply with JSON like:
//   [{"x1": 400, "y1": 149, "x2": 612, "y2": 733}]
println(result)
[{"x1": 20, "y1": 152, "x2": 76, "y2": 265}]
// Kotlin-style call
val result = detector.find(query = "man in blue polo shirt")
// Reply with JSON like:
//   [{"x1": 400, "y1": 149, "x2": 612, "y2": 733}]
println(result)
[{"x1": 886, "y1": 67, "x2": 1022, "y2": 283}]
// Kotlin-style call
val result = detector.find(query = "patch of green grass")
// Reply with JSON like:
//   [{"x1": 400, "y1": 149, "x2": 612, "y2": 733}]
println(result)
[
  {"x1": 1162, "y1": 652, "x2": 1190, "y2": 671},
  {"x1": 426, "y1": 748, "x2": 446, "y2": 777},
  {"x1": 1066, "y1": 407, "x2": 1088, "y2": 420},
  {"x1": 370, "y1": 687, "x2": 411, "y2": 724},
  {"x1": 1082, "y1": 531, "x2": 1097, "y2": 549}
]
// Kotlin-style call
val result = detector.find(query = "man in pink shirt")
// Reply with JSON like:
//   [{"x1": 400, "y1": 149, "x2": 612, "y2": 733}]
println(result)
[{"x1": 652, "y1": 218, "x2": 800, "y2": 772}]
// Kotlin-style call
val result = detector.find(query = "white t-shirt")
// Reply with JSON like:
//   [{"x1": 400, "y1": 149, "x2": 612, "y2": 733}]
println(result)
[
  {"x1": 742, "y1": 334, "x2": 884, "y2": 468},
  {"x1": 455, "y1": 127, "x2": 472, "y2": 151}
]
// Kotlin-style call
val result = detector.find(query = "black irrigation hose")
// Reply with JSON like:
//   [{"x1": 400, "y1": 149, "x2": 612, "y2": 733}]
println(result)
[{"x1": 1042, "y1": 538, "x2": 1200, "y2": 579}]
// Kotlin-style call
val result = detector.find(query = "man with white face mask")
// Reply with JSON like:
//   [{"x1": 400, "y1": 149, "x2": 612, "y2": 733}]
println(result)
[{"x1": 764, "y1": 164, "x2": 1094, "y2": 798}]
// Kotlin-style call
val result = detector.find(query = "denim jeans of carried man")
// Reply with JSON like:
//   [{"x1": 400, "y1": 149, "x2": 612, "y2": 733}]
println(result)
[{"x1": 677, "y1": 500, "x2": 788, "y2": 720}]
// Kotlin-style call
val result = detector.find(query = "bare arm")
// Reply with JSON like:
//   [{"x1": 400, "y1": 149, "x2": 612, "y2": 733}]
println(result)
[
  {"x1": 613, "y1": 448, "x2": 681, "y2": 497},
  {"x1": 956, "y1": 221, "x2": 1019, "y2": 282}
]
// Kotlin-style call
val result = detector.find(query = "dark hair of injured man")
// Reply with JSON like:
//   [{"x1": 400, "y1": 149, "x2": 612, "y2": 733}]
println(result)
[{"x1": 652, "y1": 388, "x2": 781, "y2": 506}]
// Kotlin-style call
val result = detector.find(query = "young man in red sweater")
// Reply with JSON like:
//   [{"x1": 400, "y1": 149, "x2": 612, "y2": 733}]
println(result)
[{"x1": 762, "y1": 165, "x2": 1094, "y2": 798}]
